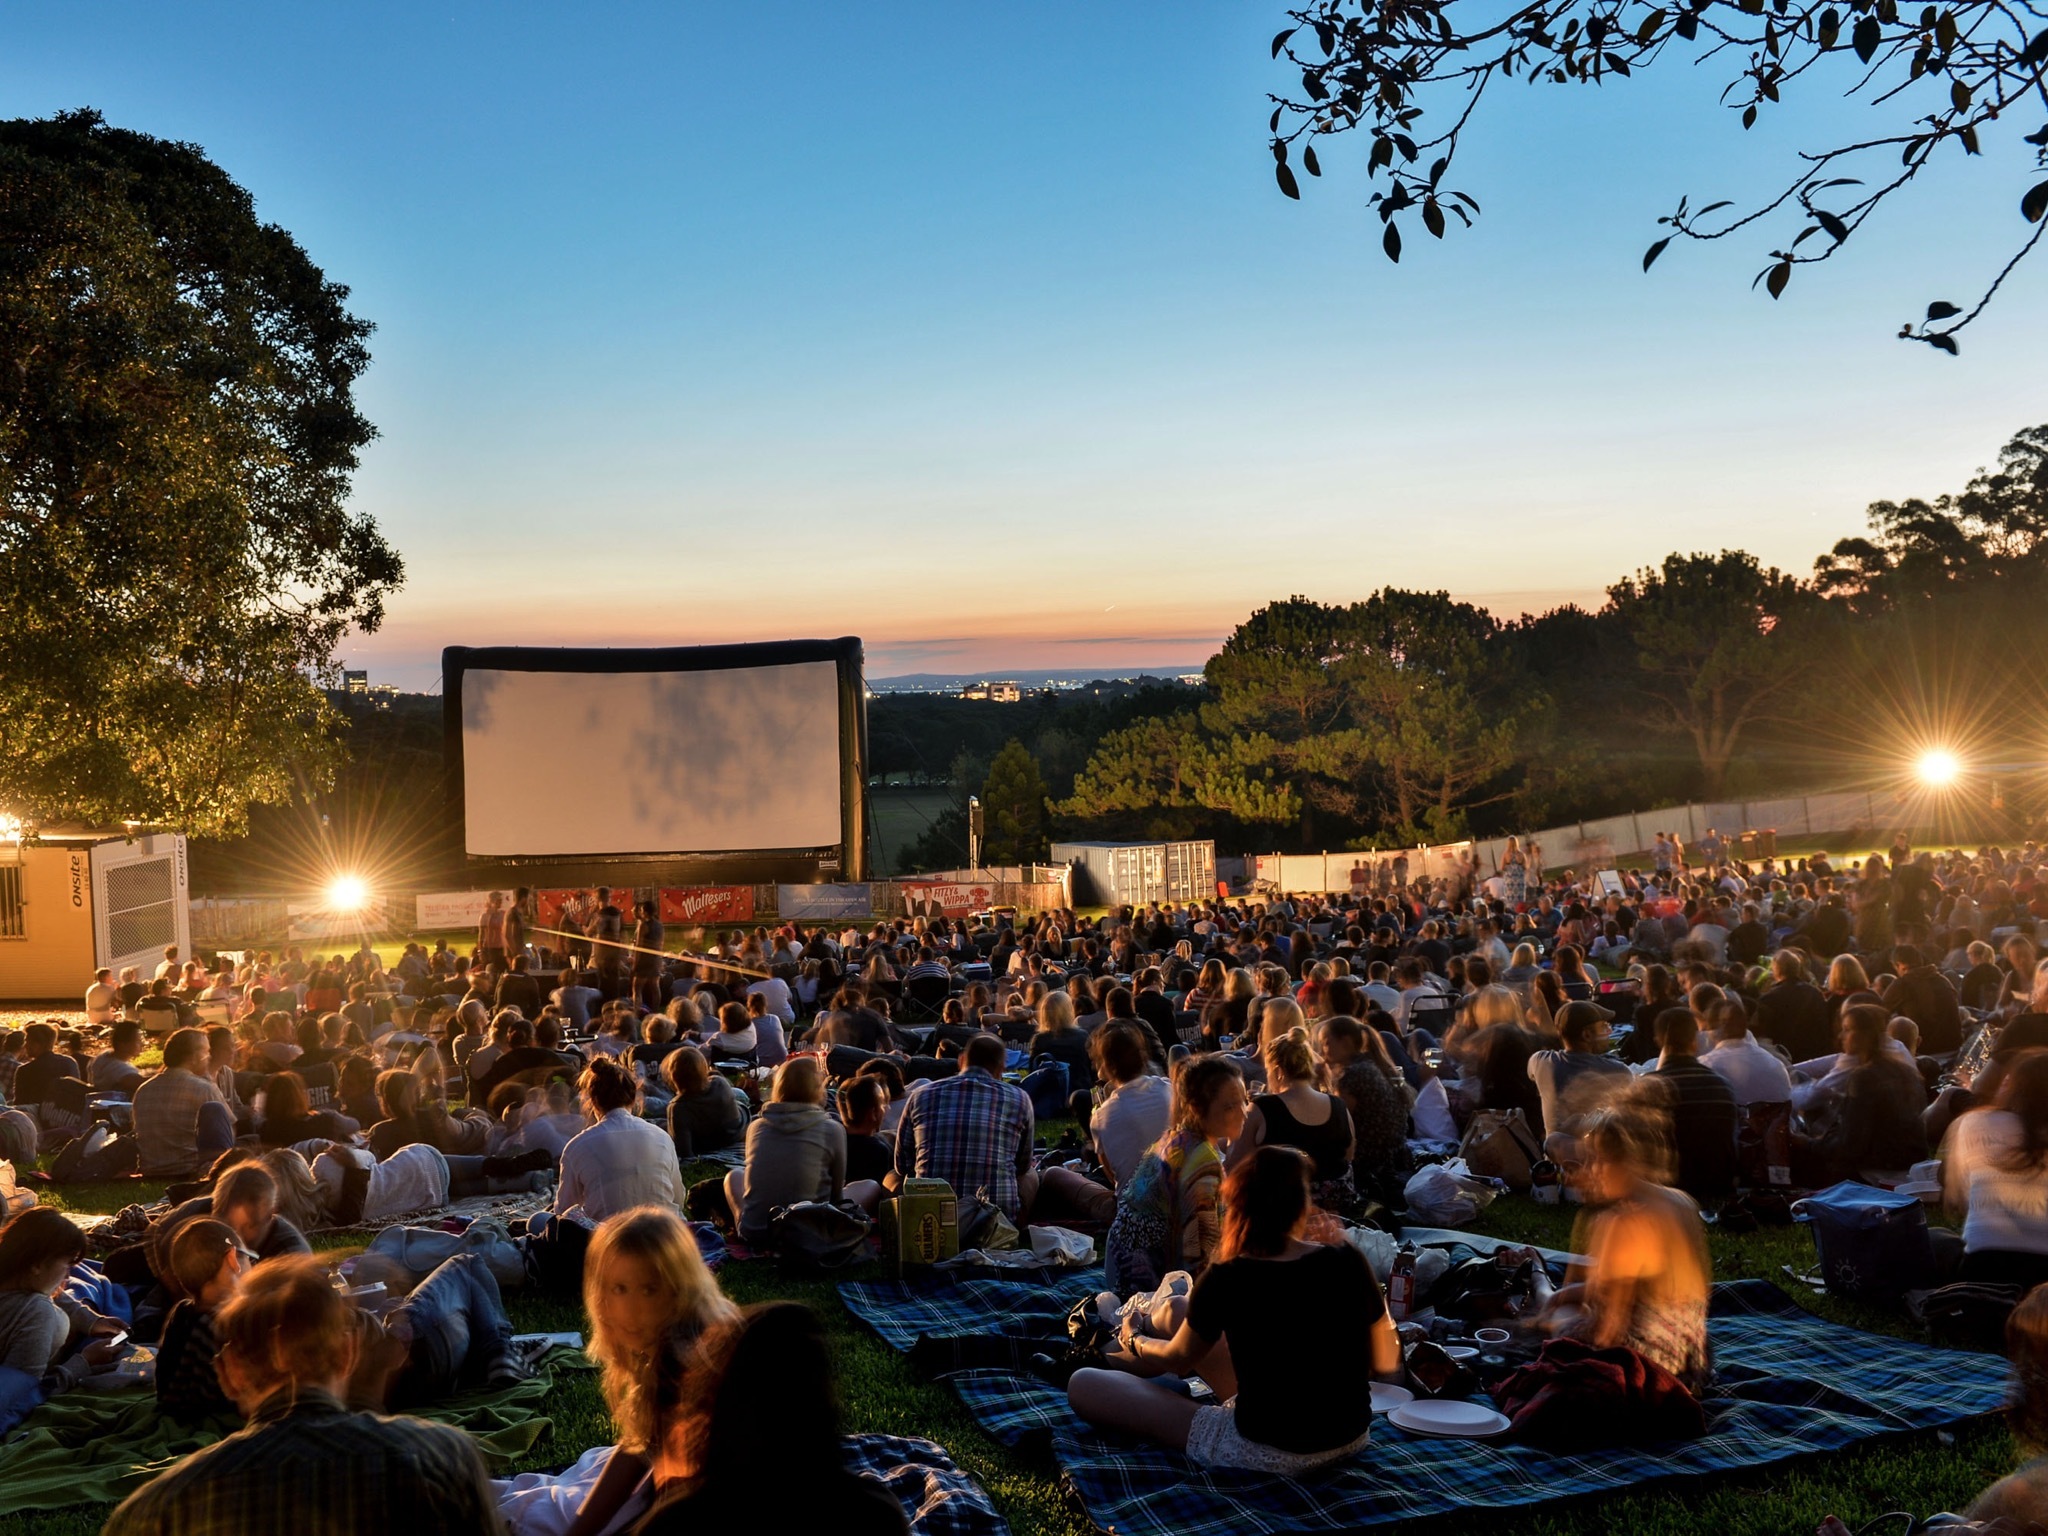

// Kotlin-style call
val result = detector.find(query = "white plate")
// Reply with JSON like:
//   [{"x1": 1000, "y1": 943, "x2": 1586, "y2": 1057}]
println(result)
[
  {"x1": 1389, "y1": 1400, "x2": 1513, "y2": 1439},
  {"x1": 1370, "y1": 1382, "x2": 1414, "y2": 1413},
  {"x1": 1441, "y1": 1345, "x2": 1480, "y2": 1362}
]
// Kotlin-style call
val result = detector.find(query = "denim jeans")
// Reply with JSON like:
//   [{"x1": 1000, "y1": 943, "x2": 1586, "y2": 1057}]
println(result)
[{"x1": 389, "y1": 1252, "x2": 512, "y2": 1402}]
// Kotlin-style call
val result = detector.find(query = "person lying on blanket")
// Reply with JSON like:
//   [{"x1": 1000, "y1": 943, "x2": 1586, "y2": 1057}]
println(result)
[
  {"x1": 103, "y1": 1255, "x2": 503, "y2": 1536},
  {"x1": 1069, "y1": 1145, "x2": 1402, "y2": 1474},
  {"x1": 634, "y1": 1302, "x2": 908, "y2": 1536},
  {"x1": 262, "y1": 1140, "x2": 555, "y2": 1229},
  {"x1": 0, "y1": 1211, "x2": 129, "y2": 1394},
  {"x1": 1521, "y1": 1094, "x2": 1712, "y2": 1396},
  {"x1": 497, "y1": 1206, "x2": 735, "y2": 1536}
]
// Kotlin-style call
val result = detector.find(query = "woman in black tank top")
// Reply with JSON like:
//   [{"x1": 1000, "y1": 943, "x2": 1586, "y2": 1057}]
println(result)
[{"x1": 1227, "y1": 1010, "x2": 1354, "y2": 1186}]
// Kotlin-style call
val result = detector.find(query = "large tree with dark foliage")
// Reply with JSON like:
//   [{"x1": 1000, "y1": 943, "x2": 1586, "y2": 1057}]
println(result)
[
  {"x1": 0, "y1": 110, "x2": 399, "y2": 838},
  {"x1": 1263, "y1": 0, "x2": 2048, "y2": 351}
]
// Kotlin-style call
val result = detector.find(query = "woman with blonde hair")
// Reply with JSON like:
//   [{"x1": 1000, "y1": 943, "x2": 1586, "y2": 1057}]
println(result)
[
  {"x1": 1029, "y1": 988, "x2": 1093, "y2": 1090},
  {"x1": 1227, "y1": 1025, "x2": 1355, "y2": 1210},
  {"x1": 498, "y1": 1206, "x2": 736, "y2": 1536}
]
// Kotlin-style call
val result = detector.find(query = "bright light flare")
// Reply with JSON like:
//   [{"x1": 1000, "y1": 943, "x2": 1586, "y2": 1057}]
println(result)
[
  {"x1": 1916, "y1": 749, "x2": 1963, "y2": 788},
  {"x1": 324, "y1": 874, "x2": 370, "y2": 912}
]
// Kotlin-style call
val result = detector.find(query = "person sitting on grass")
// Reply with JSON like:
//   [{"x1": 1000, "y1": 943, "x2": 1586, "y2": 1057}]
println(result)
[
  {"x1": 0, "y1": 1210, "x2": 127, "y2": 1391},
  {"x1": 496, "y1": 1206, "x2": 736, "y2": 1536},
  {"x1": 723, "y1": 1057, "x2": 866, "y2": 1242},
  {"x1": 254, "y1": 1069, "x2": 358, "y2": 1146},
  {"x1": 1070, "y1": 1145, "x2": 1398, "y2": 1471},
  {"x1": 1960, "y1": 1283, "x2": 2048, "y2": 1527},
  {"x1": 633, "y1": 1301, "x2": 909, "y2": 1535},
  {"x1": 1939, "y1": 1050, "x2": 2048, "y2": 1292},
  {"x1": 103, "y1": 1256, "x2": 501, "y2": 1536},
  {"x1": 133, "y1": 1028, "x2": 235, "y2": 1180},
  {"x1": 556, "y1": 1058, "x2": 683, "y2": 1224},
  {"x1": 1791, "y1": 1002, "x2": 1931, "y2": 1186},
  {"x1": 368, "y1": 1067, "x2": 493, "y2": 1159},
  {"x1": 662, "y1": 1046, "x2": 745, "y2": 1161},
  {"x1": 154, "y1": 1218, "x2": 249, "y2": 1422},
  {"x1": 837, "y1": 1075, "x2": 896, "y2": 1186},
  {"x1": 1526, "y1": 1096, "x2": 1712, "y2": 1395},
  {"x1": 1102, "y1": 1056, "x2": 1248, "y2": 1294}
]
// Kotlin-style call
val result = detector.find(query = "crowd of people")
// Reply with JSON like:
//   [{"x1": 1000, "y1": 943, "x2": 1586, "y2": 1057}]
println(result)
[{"x1": 3, "y1": 838, "x2": 2048, "y2": 1528}]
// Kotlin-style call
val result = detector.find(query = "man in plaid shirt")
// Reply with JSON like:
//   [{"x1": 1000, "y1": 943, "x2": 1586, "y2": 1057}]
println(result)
[
  {"x1": 105, "y1": 1255, "x2": 502, "y2": 1536},
  {"x1": 893, "y1": 1034, "x2": 1036, "y2": 1218}
]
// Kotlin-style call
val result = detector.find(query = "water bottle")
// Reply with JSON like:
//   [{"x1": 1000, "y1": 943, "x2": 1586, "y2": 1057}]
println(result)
[{"x1": 1387, "y1": 1242, "x2": 1418, "y2": 1322}]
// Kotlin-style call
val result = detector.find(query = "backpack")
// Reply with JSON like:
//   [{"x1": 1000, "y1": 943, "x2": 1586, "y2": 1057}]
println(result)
[
  {"x1": 1792, "y1": 1181, "x2": 1936, "y2": 1304},
  {"x1": 1020, "y1": 1058, "x2": 1071, "y2": 1123},
  {"x1": 768, "y1": 1200, "x2": 873, "y2": 1272},
  {"x1": 48, "y1": 1125, "x2": 139, "y2": 1183}
]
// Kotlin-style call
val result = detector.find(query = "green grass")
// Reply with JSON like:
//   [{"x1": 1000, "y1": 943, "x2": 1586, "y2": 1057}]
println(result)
[{"x1": 1, "y1": 1173, "x2": 2021, "y2": 1536}]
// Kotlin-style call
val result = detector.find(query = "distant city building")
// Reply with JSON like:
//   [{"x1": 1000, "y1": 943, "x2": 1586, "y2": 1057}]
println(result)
[
  {"x1": 990, "y1": 681, "x2": 1021, "y2": 702},
  {"x1": 343, "y1": 669, "x2": 369, "y2": 694}
]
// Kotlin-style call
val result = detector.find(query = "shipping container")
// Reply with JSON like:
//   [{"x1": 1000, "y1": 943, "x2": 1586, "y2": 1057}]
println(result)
[{"x1": 1050, "y1": 840, "x2": 1217, "y2": 908}]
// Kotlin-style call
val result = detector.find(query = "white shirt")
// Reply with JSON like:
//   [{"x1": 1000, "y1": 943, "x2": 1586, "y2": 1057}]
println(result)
[
  {"x1": 1702, "y1": 1036, "x2": 1795, "y2": 1106},
  {"x1": 1946, "y1": 1110, "x2": 2048, "y2": 1256},
  {"x1": 1091, "y1": 1075, "x2": 1174, "y2": 1188},
  {"x1": 556, "y1": 1108, "x2": 683, "y2": 1221},
  {"x1": 1361, "y1": 982, "x2": 1403, "y2": 1016},
  {"x1": 312, "y1": 1144, "x2": 449, "y2": 1223}
]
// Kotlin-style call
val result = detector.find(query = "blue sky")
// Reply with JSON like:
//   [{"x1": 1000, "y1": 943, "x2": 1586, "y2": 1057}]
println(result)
[{"x1": 7, "y1": 1, "x2": 2043, "y2": 687}]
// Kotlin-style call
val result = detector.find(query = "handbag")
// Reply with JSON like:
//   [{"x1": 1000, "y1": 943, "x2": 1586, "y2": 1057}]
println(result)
[
  {"x1": 1020, "y1": 1058, "x2": 1071, "y2": 1122},
  {"x1": 1458, "y1": 1109, "x2": 1543, "y2": 1192},
  {"x1": 768, "y1": 1200, "x2": 873, "y2": 1272}
]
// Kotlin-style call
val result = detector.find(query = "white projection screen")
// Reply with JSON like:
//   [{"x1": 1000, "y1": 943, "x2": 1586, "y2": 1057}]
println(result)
[{"x1": 447, "y1": 642, "x2": 862, "y2": 861}]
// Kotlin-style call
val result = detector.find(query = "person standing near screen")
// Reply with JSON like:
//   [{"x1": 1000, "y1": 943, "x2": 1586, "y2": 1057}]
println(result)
[
  {"x1": 634, "y1": 900, "x2": 667, "y2": 1010},
  {"x1": 478, "y1": 892, "x2": 510, "y2": 971},
  {"x1": 591, "y1": 887, "x2": 626, "y2": 1001}
]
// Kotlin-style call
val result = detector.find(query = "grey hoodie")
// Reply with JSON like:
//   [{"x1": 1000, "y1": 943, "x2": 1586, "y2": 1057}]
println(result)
[{"x1": 735, "y1": 1100, "x2": 846, "y2": 1241}]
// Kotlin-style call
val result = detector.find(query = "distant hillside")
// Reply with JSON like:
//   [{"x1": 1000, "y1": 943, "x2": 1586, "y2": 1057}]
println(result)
[{"x1": 871, "y1": 668, "x2": 1203, "y2": 693}]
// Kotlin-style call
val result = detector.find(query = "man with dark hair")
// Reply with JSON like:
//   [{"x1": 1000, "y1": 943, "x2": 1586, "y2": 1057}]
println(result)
[
  {"x1": 105, "y1": 1256, "x2": 503, "y2": 1535},
  {"x1": 474, "y1": 1017, "x2": 566, "y2": 1100},
  {"x1": 1754, "y1": 949, "x2": 1833, "y2": 1061},
  {"x1": 589, "y1": 886, "x2": 626, "y2": 1001},
  {"x1": 135, "y1": 977, "x2": 183, "y2": 1037},
  {"x1": 90, "y1": 1022, "x2": 145, "y2": 1098},
  {"x1": 494, "y1": 954, "x2": 541, "y2": 1020},
  {"x1": 1886, "y1": 944, "x2": 1963, "y2": 1054},
  {"x1": 891, "y1": 1033, "x2": 1036, "y2": 1219},
  {"x1": 1648, "y1": 1008, "x2": 1740, "y2": 1200},
  {"x1": 14, "y1": 1022, "x2": 85, "y2": 1113}
]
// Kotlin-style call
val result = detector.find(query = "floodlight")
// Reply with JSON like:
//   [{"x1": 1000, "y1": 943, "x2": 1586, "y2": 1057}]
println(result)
[
  {"x1": 325, "y1": 874, "x2": 370, "y2": 912},
  {"x1": 1915, "y1": 749, "x2": 1962, "y2": 788}
]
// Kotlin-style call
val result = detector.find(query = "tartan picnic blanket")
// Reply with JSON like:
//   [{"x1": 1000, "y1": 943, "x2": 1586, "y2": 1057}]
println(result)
[
  {"x1": 840, "y1": 1266, "x2": 1107, "y2": 1354},
  {"x1": 852, "y1": 1274, "x2": 2012, "y2": 1535},
  {"x1": 845, "y1": 1434, "x2": 1013, "y2": 1536}
]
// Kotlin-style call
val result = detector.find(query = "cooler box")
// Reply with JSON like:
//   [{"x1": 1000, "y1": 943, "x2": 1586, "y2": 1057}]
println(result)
[{"x1": 878, "y1": 1179, "x2": 959, "y2": 1275}]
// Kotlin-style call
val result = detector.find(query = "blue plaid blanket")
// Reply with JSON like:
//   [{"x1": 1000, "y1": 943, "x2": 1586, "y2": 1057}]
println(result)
[
  {"x1": 844, "y1": 1434, "x2": 1012, "y2": 1536},
  {"x1": 840, "y1": 1266, "x2": 1109, "y2": 1353},
  {"x1": 928, "y1": 1280, "x2": 2011, "y2": 1535}
]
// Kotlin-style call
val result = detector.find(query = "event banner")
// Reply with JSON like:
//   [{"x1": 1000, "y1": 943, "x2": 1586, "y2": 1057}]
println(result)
[
  {"x1": 658, "y1": 885, "x2": 756, "y2": 926},
  {"x1": 778, "y1": 883, "x2": 872, "y2": 920},
  {"x1": 898, "y1": 879, "x2": 993, "y2": 919},
  {"x1": 415, "y1": 890, "x2": 497, "y2": 929}
]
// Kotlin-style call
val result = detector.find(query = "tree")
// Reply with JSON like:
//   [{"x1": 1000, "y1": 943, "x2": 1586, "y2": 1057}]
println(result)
[
  {"x1": 1604, "y1": 551, "x2": 1812, "y2": 796},
  {"x1": 1328, "y1": 589, "x2": 1539, "y2": 838},
  {"x1": 980, "y1": 740, "x2": 1051, "y2": 866},
  {"x1": 1263, "y1": 0, "x2": 2048, "y2": 350},
  {"x1": 1814, "y1": 422, "x2": 2048, "y2": 608},
  {"x1": 1056, "y1": 715, "x2": 1303, "y2": 827},
  {"x1": 0, "y1": 110, "x2": 399, "y2": 838}
]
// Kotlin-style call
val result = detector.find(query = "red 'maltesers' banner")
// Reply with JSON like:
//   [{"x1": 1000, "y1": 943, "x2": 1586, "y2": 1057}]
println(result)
[
  {"x1": 898, "y1": 880, "x2": 994, "y2": 919},
  {"x1": 659, "y1": 886, "x2": 756, "y2": 926}
]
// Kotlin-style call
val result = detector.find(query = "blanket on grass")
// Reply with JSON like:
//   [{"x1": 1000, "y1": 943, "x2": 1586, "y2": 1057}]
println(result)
[
  {"x1": 0, "y1": 1345, "x2": 593, "y2": 1517},
  {"x1": 311, "y1": 1184, "x2": 558, "y2": 1237},
  {"x1": 847, "y1": 1272, "x2": 2011, "y2": 1536}
]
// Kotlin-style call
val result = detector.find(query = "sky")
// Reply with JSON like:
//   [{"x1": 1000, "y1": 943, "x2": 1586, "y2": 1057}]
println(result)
[{"x1": 6, "y1": 1, "x2": 2044, "y2": 689}]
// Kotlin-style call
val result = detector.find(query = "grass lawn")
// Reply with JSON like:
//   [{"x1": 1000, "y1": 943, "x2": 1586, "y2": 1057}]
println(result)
[{"x1": 0, "y1": 1166, "x2": 2019, "y2": 1536}]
